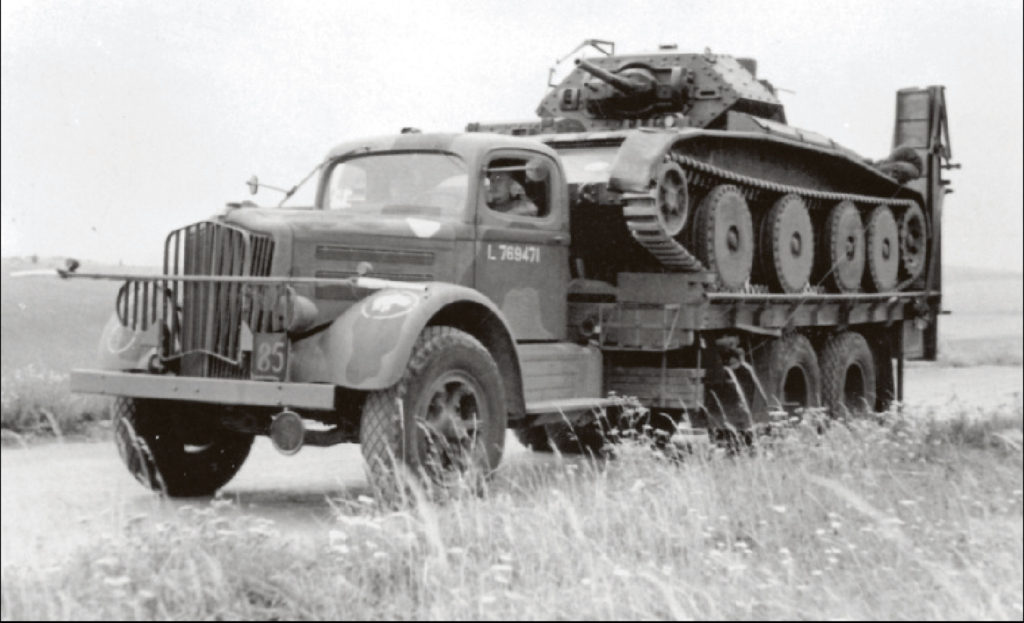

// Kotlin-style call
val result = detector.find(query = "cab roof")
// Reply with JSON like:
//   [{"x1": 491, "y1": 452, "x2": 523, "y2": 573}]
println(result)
[{"x1": 324, "y1": 132, "x2": 561, "y2": 162}]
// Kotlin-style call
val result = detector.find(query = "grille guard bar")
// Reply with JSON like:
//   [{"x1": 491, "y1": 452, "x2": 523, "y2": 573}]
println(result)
[{"x1": 59, "y1": 270, "x2": 431, "y2": 369}]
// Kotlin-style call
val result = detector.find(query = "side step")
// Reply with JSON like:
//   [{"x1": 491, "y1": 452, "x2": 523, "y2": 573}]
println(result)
[{"x1": 524, "y1": 397, "x2": 624, "y2": 427}]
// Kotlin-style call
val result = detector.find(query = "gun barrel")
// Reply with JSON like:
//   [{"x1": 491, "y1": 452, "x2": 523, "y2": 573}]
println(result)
[{"x1": 575, "y1": 58, "x2": 638, "y2": 94}]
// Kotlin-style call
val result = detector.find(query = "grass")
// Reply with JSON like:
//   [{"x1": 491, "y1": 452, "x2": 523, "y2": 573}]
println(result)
[
  {"x1": 0, "y1": 365, "x2": 110, "y2": 442},
  {"x1": 939, "y1": 336, "x2": 1024, "y2": 367},
  {"x1": 2, "y1": 407, "x2": 1021, "y2": 620}
]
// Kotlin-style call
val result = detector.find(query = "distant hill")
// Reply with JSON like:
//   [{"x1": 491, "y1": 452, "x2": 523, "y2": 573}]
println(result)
[
  {"x1": 944, "y1": 265, "x2": 1023, "y2": 282},
  {"x1": 2, "y1": 257, "x2": 1020, "y2": 374}
]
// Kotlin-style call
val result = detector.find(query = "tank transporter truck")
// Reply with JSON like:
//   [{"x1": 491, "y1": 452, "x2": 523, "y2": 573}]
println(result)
[{"x1": 67, "y1": 43, "x2": 954, "y2": 497}]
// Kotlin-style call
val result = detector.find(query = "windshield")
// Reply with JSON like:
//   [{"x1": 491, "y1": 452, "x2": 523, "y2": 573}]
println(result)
[
  {"x1": 324, "y1": 151, "x2": 469, "y2": 218},
  {"x1": 556, "y1": 147, "x2": 617, "y2": 184}
]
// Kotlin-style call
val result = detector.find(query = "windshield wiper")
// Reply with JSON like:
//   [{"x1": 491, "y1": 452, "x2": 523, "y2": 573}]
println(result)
[{"x1": 245, "y1": 158, "x2": 329, "y2": 208}]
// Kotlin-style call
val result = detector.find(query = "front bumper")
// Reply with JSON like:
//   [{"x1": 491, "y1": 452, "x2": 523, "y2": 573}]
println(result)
[{"x1": 70, "y1": 370, "x2": 338, "y2": 410}]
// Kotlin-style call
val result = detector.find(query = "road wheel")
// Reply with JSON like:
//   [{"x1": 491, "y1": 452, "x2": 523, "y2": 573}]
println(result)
[
  {"x1": 819, "y1": 331, "x2": 877, "y2": 419},
  {"x1": 359, "y1": 326, "x2": 506, "y2": 498},
  {"x1": 864, "y1": 205, "x2": 900, "y2": 292},
  {"x1": 820, "y1": 200, "x2": 865, "y2": 293},
  {"x1": 752, "y1": 333, "x2": 821, "y2": 420},
  {"x1": 761, "y1": 194, "x2": 814, "y2": 293},
  {"x1": 113, "y1": 398, "x2": 253, "y2": 497},
  {"x1": 692, "y1": 184, "x2": 754, "y2": 290}
]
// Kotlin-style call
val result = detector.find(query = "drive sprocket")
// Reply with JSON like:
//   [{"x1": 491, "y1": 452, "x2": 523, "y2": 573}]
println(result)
[
  {"x1": 820, "y1": 200, "x2": 865, "y2": 293},
  {"x1": 761, "y1": 194, "x2": 814, "y2": 293},
  {"x1": 864, "y1": 204, "x2": 900, "y2": 292},
  {"x1": 899, "y1": 203, "x2": 928, "y2": 284},
  {"x1": 692, "y1": 184, "x2": 754, "y2": 291}
]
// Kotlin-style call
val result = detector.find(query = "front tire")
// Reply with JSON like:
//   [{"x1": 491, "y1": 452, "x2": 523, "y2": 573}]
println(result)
[
  {"x1": 113, "y1": 398, "x2": 253, "y2": 497},
  {"x1": 359, "y1": 326, "x2": 507, "y2": 496}
]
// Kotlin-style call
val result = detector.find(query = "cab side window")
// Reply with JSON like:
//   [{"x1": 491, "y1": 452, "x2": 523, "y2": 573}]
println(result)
[{"x1": 484, "y1": 157, "x2": 551, "y2": 219}]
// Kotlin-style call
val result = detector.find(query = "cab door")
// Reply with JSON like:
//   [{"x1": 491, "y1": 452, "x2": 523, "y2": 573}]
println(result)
[{"x1": 474, "y1": 150, "x2": 569, "y2": 341}]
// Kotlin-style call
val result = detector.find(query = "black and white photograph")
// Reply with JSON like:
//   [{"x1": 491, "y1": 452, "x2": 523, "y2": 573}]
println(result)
[{"x1": 2, "y1": 0, "x2": 1021, "y2": 619}]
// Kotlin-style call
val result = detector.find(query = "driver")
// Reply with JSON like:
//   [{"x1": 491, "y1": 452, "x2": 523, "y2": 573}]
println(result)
[{"x1": 487, "y1": 172, "x2": 538, "y2": 217}]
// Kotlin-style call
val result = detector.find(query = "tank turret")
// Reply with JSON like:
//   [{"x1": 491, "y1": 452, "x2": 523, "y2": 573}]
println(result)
[{"x1": 537, "y1": 49, "x2": 786, "y2": 131}]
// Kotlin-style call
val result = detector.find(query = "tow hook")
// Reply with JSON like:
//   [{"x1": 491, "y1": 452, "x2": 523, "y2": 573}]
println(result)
[{"x1": 269, "y1": 409, "x2": 304, "y2": 455}]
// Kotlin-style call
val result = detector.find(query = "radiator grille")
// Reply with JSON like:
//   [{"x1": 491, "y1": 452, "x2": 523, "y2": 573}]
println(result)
[{"x1": 163, "y1": 221, "x2": 275, "y2": 377}]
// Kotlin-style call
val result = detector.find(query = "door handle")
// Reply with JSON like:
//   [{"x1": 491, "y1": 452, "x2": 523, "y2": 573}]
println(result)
[{"x1": 553, "y1": 234, "x2": 568, "y2": 244}]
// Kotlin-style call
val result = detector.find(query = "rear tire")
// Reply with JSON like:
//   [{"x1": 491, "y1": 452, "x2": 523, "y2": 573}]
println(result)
[
  {"x1": 819, "y1": 332, "x2": 877, "y2": 418},
  {"x1": 751, "y1": 333, "x2": 821, "y2": 421},
  {"x1": 546, "y1": 419, "x2": 609, "y2": 455},
  {"x1": 359, "y1": 326, "x2": 507, "y2": 498},
  {"x1": 514, "y1": 425, "x2": 552, "y2": 452},
  {"x1": 113, "y1": 398, "x2": 253, "y2": 497}
]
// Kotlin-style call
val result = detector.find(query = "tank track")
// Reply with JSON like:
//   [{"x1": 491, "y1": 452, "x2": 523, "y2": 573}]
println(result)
[{"x1": 622, "y1": 151, "x2": 920, "y2": 289}]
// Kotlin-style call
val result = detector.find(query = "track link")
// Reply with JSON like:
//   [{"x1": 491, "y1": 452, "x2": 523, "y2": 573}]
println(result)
[{"x1": 621, "y1": 151, "x2": 921, "y2": 292}]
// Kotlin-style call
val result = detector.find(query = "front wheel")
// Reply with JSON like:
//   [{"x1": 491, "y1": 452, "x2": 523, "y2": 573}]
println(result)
[
  {"x1": 113, "y1": 398, "x2": 253, "y2": 497},
  {"x1": 359, "y1": 326, "x2": 507, "y2": 497}
]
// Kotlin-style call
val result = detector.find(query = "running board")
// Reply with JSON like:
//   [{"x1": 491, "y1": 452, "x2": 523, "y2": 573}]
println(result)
[{"x1": 524, "y1": 397, "x2": 622, "y2": 426}]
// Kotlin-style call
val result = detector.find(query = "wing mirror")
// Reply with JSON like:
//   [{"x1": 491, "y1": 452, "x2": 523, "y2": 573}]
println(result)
[{"x1": 525, "y1": 157, "x2": 549, "y2": 182}]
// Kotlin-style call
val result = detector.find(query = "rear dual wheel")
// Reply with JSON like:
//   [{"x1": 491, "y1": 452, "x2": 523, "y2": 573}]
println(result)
[
  {"x1": 515, "y1": 417, "x2": 609, "y2": 455},
  {"x1": 819, "y1": 331, "x2": 877, "y2": 418},
  {"x1": 752, "y1": 333, "x2": 821, "y2": 419}
]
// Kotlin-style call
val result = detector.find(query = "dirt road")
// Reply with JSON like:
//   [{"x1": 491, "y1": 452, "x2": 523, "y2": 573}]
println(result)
[{"x1": 2, "y1": 363, "x2": 1020, "y2": 569}]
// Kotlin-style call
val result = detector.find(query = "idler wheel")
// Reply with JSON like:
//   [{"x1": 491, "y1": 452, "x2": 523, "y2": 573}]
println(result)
[
  {"x1": 654, "y1": 161, "x2": 689, "y2": 237},
  {"x1": 761, "y1": 194, "x2": 814, "y2": 293},
  {"x1": 899, "y1": 203, "x2": 928, "y2": 284},
  {"x1": 864, "y1": 205, "x2": 900, "y2": 292},
  {"x1": 693, "y1": 184, "x2": 753, "y2": 290},
  {"x1": 820, "y1": 200, "x2": 865, "y2": 293}
]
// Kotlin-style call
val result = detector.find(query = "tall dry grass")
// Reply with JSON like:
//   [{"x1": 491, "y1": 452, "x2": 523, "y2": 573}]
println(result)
[
  {"x1": 0, "y1": 365, "x2": 110, "y2": 442},
  {"x1": 2, "y1": 407, "x2": 1021, "y2": 620}
]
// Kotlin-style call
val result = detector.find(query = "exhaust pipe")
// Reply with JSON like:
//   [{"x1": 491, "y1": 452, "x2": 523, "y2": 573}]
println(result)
[{"x1": 269, "y1": 409, "x2": 304, "y2": 455}]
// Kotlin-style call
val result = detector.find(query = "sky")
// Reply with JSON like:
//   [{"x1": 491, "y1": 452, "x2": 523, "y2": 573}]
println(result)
[{"x1": 1, "y1": 0, "x2": 1022, "y2": 271}]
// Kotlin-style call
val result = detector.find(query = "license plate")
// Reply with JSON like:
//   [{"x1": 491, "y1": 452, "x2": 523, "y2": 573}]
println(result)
[{"x1": 251, "y1": 332, "x2": 289, "y2": 381}]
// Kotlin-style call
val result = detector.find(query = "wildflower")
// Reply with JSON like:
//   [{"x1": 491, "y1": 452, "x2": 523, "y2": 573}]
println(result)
[
  {"x1": 770, "y1": 505, "x2": 787, "y2": 514},
  {"x1": 480, "y1": 594, "x2": 497, "y2": 605},
  {"x1": 612, "y1": 567, "x2": 632, "y2": 578},
  {"x1": 358, "y1": 495, "x2": 376, "y2": 506},
  {"x1": 103, "y1": 576, "x2": 131, "y2": 588},
  {"x1": 94, "y1": 556, "x2": 120, "y2": 570}
]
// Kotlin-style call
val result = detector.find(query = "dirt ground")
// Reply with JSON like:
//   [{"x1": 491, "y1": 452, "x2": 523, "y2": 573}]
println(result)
[{"x1": 2, "y1": 363, "x2": 1020, "y2": 570}]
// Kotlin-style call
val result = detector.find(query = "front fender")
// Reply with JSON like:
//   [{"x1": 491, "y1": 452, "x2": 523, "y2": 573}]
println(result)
[
  {"x1": 93, "y1": 313, "x2": 159, "y2": 371},
  {"x1": 289, "y1": 282, "x2": 514, "y2": 391}
]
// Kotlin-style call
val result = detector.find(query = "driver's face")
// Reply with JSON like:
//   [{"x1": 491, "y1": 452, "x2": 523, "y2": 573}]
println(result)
[{"x1": 487, "y1": 173, "x2": 512, "y2": 203}]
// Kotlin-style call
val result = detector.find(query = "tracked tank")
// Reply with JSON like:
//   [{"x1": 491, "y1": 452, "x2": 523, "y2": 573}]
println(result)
[{"x1": 468, "y1": 43, "x2": 944, "y2": 295}]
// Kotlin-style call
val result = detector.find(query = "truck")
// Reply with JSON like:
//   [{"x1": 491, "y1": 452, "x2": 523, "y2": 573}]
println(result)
[{"x1": 67, "y1": 42, "x2": 954, "y2": 497}]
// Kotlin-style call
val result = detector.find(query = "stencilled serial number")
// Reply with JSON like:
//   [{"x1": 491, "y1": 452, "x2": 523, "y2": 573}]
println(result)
[{"x1": 486, "y1": 243, "x2": 541, "y2": 263}]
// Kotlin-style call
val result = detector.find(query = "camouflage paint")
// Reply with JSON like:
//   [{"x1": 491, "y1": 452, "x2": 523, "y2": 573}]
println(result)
[{"x1": 288, "y1": 281, "x2": 516, "y2": 391}]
